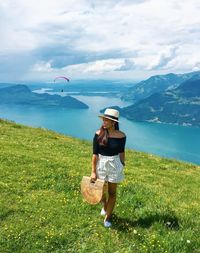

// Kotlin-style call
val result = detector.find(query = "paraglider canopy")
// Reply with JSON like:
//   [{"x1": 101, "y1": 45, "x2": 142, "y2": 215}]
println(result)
[
  {"x1": 54, "y1": 76, "x2": 70, "y2": 92},
  {"x1": 54, "y1": 76, "x2": 70, "y2": 82}
]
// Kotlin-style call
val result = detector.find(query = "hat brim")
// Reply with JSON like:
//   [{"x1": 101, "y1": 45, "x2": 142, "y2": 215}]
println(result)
[{"x1": 98, "y1": 115, "x2": 119, "y2": 122}]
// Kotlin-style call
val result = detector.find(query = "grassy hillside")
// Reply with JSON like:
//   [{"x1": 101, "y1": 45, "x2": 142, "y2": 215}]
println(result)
[{"x1": 0, "y1": 119, "x2": 200, "y2": 253}]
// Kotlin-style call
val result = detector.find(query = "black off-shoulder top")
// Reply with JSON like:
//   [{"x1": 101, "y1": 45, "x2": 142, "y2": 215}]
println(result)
[{"x1": 93, "y1": 133, "x2": 126, "y2": 156}]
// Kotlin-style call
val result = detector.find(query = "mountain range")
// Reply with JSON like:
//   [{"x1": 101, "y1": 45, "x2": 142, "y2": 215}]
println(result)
[
  {"x1": 0, "y1": 85, "x2": 88, "y2": 109},
  {"x1": 120, "y1": 76, "x2": 200, "y2": 127},
  {"x1": 1, "y1": 71, "x2": 200, "y2": 127},
  {"x1": 121, "y1": 71, "x2": 200, "y2": 103}
]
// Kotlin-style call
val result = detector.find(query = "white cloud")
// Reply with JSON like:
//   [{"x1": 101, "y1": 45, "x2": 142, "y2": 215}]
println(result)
[
  {"x1": 83, "y1": 59, "x2": 124, "y2": 73},
  {"x1": 116, "y1": 59, "x2": 136, "y2": 71},
  {"x1": 1, "y1": 0, "x2": 200, "y2": 81},
  {"x1": 32, "y1": 61, "x2": 54, "y2": 73},
  {"x1": 28, "y1": 58, "x2": 125, "y2": 80},
  {"x1": 147, "y1": 46, "x2": 179, "y2": 70}
]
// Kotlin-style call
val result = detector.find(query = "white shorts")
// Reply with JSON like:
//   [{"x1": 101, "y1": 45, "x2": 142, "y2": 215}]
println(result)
[{"x1": 96, "y1": 154, "x2": 124, "y2": 183}]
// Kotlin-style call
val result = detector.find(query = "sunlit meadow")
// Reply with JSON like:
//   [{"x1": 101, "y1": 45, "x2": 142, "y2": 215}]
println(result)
[{"x1": 0, "y1": 119, "x2": 200, "y2": 253}]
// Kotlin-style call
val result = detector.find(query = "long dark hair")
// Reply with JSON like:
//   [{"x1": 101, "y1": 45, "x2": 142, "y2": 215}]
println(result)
[{"x1": 98, "y1": 121, "x2": 119, "y2": 146}]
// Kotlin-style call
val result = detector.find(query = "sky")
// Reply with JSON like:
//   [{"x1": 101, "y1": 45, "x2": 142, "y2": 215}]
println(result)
[{"x1": 1, "y1": 0, "x2": 200, "y2": 83}]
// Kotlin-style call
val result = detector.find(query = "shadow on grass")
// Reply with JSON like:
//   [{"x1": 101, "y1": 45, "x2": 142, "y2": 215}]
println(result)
[
  {"x1": 0, "y1": 210, "x2": 16, "y2": 221},
  {"x1": 111, "y1": 213, "x2": 179, "y2": 232}
]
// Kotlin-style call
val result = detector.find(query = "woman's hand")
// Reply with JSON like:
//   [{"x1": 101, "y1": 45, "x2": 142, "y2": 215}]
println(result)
[{"x1": 90, "y1": 172, "x2": 97, "y2": 181}]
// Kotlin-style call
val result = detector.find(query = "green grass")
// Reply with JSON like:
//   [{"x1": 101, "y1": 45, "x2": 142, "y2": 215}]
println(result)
[{"x1": 0, "y1": 118, "x2": 200, "y2": 253}]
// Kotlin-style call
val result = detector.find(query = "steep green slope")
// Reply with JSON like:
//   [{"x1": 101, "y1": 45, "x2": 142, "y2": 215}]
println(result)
[{"x1": 0, "y1": 119, "x2": 200, "y2": 253}]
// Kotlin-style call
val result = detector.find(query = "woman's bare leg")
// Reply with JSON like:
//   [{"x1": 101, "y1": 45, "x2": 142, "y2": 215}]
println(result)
[
  {"x1": 101, "y1": 193, "x2": 107, "y2": 211},
  {"x1": 104, "y1": 182, "x2": 117, "y2": 221}
]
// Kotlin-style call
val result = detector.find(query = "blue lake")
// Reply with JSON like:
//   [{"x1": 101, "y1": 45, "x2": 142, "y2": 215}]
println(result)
[{"x1": 0, "y1": 94, "x2": 200, "y2": 165}]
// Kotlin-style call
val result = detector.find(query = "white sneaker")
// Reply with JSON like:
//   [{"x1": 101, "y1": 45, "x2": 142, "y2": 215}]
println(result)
[
  {"x1": 104, "y1": 220, "x2": 112, "y2": 228},
  {"x1": 100, "y1": 208, "x2": 106, "y2": 216}
]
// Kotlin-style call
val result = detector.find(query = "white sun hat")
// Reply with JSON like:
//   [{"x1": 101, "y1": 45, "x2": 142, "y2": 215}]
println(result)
[{"x1": 98, "y1": 108, "x2": 120, "y2": 122}]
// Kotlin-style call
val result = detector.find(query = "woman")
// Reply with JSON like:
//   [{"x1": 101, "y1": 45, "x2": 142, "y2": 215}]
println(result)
[{"x1": 91, "y1": 108, "x2": 126, "y2": 228}]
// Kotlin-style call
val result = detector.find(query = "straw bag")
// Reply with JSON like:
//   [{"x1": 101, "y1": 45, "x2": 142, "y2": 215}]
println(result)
[{"x1": 81, "y1": 176, "x2": 107, "y2": 205}]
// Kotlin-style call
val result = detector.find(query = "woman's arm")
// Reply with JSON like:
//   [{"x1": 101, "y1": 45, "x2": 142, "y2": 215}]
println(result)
[
  {"x1": 119, "y1": 152, "x2": 125, "y2": 166},
  {"x1": 91, "y1": 154, "x2": 98, "y2": 180},
  {"x1": 119, "y1": 135, "x2": 126, "y2": 166}
]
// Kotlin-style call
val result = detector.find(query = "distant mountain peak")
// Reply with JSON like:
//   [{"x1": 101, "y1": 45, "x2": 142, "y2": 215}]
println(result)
[
  {"x1": 121, "y1": 78, "x2": 200, "y2": 127},
  {"x1": 121, "y1": 70, "x2": 200, "y2": 103},
  {"x1": 1, "y1": 84, "x2": 31, "y2": 93},
  {"x1": 0, "y1": 84, "x2": 88, "y2": 109}
]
